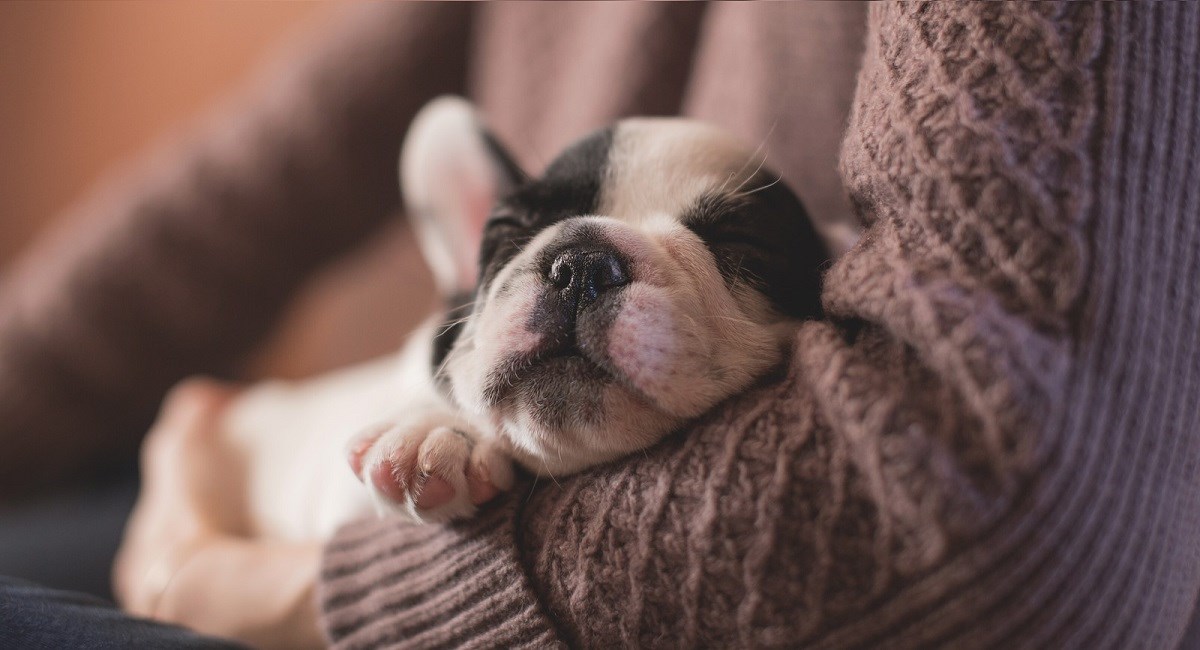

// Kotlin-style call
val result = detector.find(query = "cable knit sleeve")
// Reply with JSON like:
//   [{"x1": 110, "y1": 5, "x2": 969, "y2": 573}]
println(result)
[
  {"x1": 0, "y1": 4, "x2": 473, "y2": 495},
  {"x1": 320, "y1": 3, "x2": 1200, "y2": 647}
]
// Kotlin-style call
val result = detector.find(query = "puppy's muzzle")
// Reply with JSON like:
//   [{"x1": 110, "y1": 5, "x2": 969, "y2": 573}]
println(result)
[{"x1": 526, "y1": 239, "x2": 630, "y2": 363}]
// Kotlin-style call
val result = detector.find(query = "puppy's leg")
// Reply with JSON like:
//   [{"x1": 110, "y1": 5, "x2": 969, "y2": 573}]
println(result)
[
  {"x1": 344, "y1": 328, "x2": 514, "y2": 524},
  {"x1": 347, "y1": 415, "x2": 514, "y2": 524}
]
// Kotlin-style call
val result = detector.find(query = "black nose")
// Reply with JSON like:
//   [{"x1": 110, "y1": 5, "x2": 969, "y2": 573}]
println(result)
[{"x1": 546, "y1": 248, "x2": 630, "y2": 308}]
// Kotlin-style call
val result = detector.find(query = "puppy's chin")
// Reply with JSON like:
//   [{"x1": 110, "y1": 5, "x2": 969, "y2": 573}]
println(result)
[
  {"x1": 471, "y1": 328, "x2": 670, "y2": 474},
  {"x1": 494, "y1": 370, "x2": 678, "y2": 476}
]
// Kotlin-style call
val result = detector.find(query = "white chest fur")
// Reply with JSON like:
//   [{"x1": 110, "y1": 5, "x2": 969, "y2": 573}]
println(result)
[{"x1": 218, "y1": 336, "x2": 432, "y2": 541}]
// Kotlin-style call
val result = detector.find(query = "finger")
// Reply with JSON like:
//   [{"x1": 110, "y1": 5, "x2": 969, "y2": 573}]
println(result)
[
  {"x1": 140, "y1": 379, "x2": 242, "y2": 495},
  {"x1": 160, "y1": 378, "x2": 241, "y2": 432}
]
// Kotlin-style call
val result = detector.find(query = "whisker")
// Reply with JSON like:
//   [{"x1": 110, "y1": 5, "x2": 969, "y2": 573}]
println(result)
[
  {"x1": 721, "y1": 122, "x2": 776, "y2": 196},
  {"x1": 539, "y1": 458, "x2": 562, "y2": 488},
  {"x1": 525, "y1": 475, "x2": 540, "y2": 505},
  {"x1": 730, "y1": 150, "x2": 772, "y2": 196},
  {"x1": 733, "y1": 173, "x2": 783, "y2": 198},
  {"x1": 443, "y1": 300, "x2": 477, "y2": 315},
  {"x1": 436, "y1": 314, "x2": 476, "y2": 330}
]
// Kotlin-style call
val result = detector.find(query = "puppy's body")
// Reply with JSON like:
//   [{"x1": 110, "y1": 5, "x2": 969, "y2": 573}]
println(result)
[
  {"x1": 219, "y1": 98, "x2": 827, "y2": 541},
  {"x1": 220, "y1": 335, "x2": 427, "y2": 540}
]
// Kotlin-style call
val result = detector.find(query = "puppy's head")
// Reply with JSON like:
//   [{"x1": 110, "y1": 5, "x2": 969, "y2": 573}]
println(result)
[{"x1": 402, "y1": 97, "x2": 827, "y2": 475}]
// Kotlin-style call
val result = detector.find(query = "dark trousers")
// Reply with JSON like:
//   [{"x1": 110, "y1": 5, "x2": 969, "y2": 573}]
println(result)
[
  {"x1": 0, "y1": 472, "x2": 245, "y2": 649},
  {"x1": 0, "y1": 577, "x2": 247, "y2": 649},
  {"x1": 0, "y1": 472, "x2": 137, "y2": 600}
]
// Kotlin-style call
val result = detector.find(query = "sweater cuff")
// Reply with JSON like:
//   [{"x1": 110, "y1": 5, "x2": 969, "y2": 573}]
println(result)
[{"x1": 317, "y1": 498, "x2": 563, "y2": 649}]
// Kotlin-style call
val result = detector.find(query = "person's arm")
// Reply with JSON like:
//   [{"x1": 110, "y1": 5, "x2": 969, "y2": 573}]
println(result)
[
  {"x1": 113, "y1": 3, "x2": 1199, "y2": 647},
  {"x1": 0, "y1": 3, "x2": 473, "y2": 496},
  {"x1": 319, "y1": 3, "x2": 1200, "y2": 648}
]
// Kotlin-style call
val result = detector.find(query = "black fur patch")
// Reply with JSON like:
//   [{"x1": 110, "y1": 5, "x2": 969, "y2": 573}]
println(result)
[
  {"x1": 476, "y1": 127, "x2": 615, "y2": 291},
  {"x1": 480, "y1": 131, "x2": 529, "y2": 189},
  {"x1": 428, "y1": 128, "x2": 613, "y2": 385},
  {"x1": 683, "y1": 172, "x2": 828, "y2": 319}
]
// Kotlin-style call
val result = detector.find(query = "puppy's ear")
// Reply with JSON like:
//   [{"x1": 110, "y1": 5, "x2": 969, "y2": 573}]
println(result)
[{"x1": 401, "y1": 96, "x2": 525, "y2": 296}]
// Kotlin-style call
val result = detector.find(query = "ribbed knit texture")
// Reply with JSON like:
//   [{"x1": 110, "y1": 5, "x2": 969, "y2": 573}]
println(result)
[
  {"x1": 1, "y1": 1, "x2": 1197, "y2": 647},
  {"x1": 321, "y1": 504, "x2": 560, "y2": 649},
  {"x1": 319, "y1": 3, "x2": 1200, "y2": 648}
]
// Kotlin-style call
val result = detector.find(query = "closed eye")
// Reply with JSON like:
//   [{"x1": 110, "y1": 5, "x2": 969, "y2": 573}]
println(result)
[
  {"x1": 484, "y1": 213, "x2": 525, "y2": 233},
  {"x1": 681, "y1": 184, "x2": 827, "y2": 320},
  {"x1": 704, "y1": 229, "x2": 771, "y2": 251},
  {"x1": 687, "y1": 198, "x2": 774, "y2": 253}
]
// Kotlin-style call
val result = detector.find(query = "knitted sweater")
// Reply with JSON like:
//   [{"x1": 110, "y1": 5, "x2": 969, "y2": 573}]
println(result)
[{"x1": 2, "y1": 2, "x2": 1198, "y2": 648}]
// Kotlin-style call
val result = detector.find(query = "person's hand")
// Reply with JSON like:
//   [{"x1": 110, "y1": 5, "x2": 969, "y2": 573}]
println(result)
[
  {"x1": 113, "y1": 379, "x2": 324, "y2": 649},
  {"x1": 114, "y1": 379, "x2": 234, "y2": 616}
]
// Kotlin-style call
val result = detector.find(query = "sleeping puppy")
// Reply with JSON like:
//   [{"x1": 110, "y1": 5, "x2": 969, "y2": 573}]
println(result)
[{"x1": 218, "y1": 97, "x2": 827, "y2": 540}]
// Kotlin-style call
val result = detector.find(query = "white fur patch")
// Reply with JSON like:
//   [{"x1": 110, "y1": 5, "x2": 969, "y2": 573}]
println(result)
[
  {"x1": 401, "y1": 96, "x2": 513, "y2": 295},
  {"x1": 600, "y1": 119, "x2": 766, "y2": 222}
]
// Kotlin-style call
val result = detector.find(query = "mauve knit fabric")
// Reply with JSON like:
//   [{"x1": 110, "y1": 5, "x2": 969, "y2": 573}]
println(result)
[
  {"x1": 320, "y1": 4, "x2": 1200, "y2": 648},
  {"x1": 0, "y1": 2, "x2": 1198, "y2": 648}
]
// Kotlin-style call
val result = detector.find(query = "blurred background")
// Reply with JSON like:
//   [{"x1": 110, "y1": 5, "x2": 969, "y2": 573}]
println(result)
[
  {"x1": 0, "y1": 2, "x2": 329, "y2": 267},
  {"x1": 0, "y1": 1, "x2": 434, "y2": 380},
  {"x1": 0, "y1": 2, "x2": 433, "y2": 599}
]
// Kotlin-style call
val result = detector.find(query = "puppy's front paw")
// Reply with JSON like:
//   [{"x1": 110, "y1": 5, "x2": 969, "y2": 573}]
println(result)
[{"x1": 346, "y1": 416, "x2": 513, "y2": 524}]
